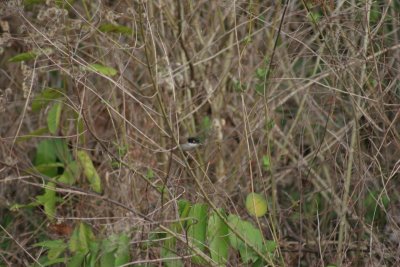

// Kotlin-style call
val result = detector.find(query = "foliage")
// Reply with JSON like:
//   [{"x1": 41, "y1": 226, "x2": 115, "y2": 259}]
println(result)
[{"x1": 1, "y1": 0, "x2": 400, "y2": 266}]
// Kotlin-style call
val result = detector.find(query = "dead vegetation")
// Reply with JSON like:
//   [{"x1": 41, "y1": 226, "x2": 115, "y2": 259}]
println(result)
[{"x1": 1, "y1": 0, "x2": 400, "y2": 266}]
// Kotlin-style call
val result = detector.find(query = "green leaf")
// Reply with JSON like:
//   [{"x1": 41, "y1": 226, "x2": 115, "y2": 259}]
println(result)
[
  {"x1": 47, "y1": 102, "x2": 62, "y2": 134},
  {"x1": 87, "y1": 241, "x2": 100, "y2": 267},
  {"x1": 9, "y1": 202, "x2": 39, "y2": 211},
  {"x1": 58, "y1": 161, "x2": 80, "y2": 185},
  {"x1": 34, "y1": 256, "x2": 66, "y2": 267},
  {"x1": 161, "y1": 249, "x2": 184, "y2": 267},
  {"x1": 262, "y1": 155, "x2": 270, "y2": 171},
  {"x1": 100, "y1": 253, "x2": 114, "y2": 267},
  {"x1": 34, "y1": 140, "x2": 58, "y2": 176},
  {"x1": 161, "y1": 222, "x2": 183, "y2": 267},
  {"x1": 77, "y1": 151, "x2": 102, "y2": 193},
  {"x1": 67, "y1": 252, "x2": 86, "y2": 267},
  {"x1": 207, "y1": 210, "x2": 229, "y2": 265},
  {"x1": 114, "y1": 234, "x2": 131, "y2": 266},
  {"x1": 8, "y1": 51, "x2": 37, "y2": 62},
  {"x1": 99, "y1": 23, "x2": 133, "y2": 35},
  {"x1": 308, "y1": 11, "x2": 322, "y2": 23},
  {"x1": 36, "y1": 182, "x2": 58, "y2": 220},
  {"x1": 187, "y1": 203, "x2": 208, "y2": 264},
  {"x1": 53, "y1": 139, "x2": 73, "y2": 164},
  {"x1": 69, "y1": 222, "x2": 95, "y2": 253},
  {"x1": 33, "y1": 239, "x2": 68, "y2": 260},
  {"x1": 178, "y1": 199, "x2": 191, "y2": 218},
  {"x1": 33, "y1": 239, "x2": 67, "y2": 249},
  {"x1": 33, "y1": 162, "x2": 64, "y2": 176},
  {"x1": 228, "y1": 215, "x2": 266, "y2": 263},
  {"x1": 87, "y1": 63, "x2": 117, "y2": 77},
  {"x1": 146, "y1": 168, "x2": 155, "y2": 179},
  {"x1": 187, "y1": 203, "x2": 208, "y2": 250},
  {"x1": 255, "y1": 68, "x2": 267, "y2": 80},
  {"x1": 34, "y1": 139, "x2": 72, "y2": 177},
  {"x1": 100, "y1": 238, "x2": 116, "y2": 267},
  {"x1": 233, "y1": 81, "x2": 246, "y2": 92},
  {"x1": 265, "y1": 240, "x2": 277, "y2": 253},
  {"x1": 100, "y1": 233, "x2": 131, "y2": 266},
  {"x1": 32, "y1": 88, "x2": 64, "y2": 112}
]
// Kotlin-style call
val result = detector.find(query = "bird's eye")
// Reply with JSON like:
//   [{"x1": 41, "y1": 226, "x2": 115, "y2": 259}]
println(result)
[{"x1": 187, "y1": 137, "x2": 200, "y2": 144}]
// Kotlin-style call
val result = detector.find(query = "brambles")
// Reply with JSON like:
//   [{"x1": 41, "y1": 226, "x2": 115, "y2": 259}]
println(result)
[{"x1": 1, "y1": 0, "x2": 400, "y2": 266}]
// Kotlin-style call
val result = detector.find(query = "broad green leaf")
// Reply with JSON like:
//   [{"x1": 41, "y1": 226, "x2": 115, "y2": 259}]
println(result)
[
  {"x1": 228, "y1": 215, "x2": 265, "y2": 263},
  {"x1": 58, "y1": 161, "x2": 79, "y2": 185},
  {"x1": 8, "y1": 51, "x2": 37, "y2": 62},
  {"x1": 114, "y1": 234, "x2": 131, "y2": 266},
  {"x1": 34, "y1": 138, "x2": 71, "y2": 167},
  {"x1": 33, "y1": 239, "x2": 66, "y2": 249},
  {"x1": 187, "y1": 203, "x2": 208, "y2": 250},
  {"x1": 178, "y1": 199, "x2": 191, "y2": 228},
  {"x1": 87, "y1": 241, "x2": 100, "y2": 267},
  {"x1": 33, "y1": 162, "x2": 64, "y2": 175},
  {"x1": 99, "y1": 233, "x2": 131, "y2": 266},
  {"x1": 100, "y1": 251, "x2": 115, "y2": 267},
  {"x1": 187, "y1": 203, "x2": 208, "y2": 264},
  {"x1": 77, "y1": 151, "x2": 102, "y2": 193},
  {"x1": 32, "y1": 88, "x2": 64, "y2": 112},
  {"x1": 87, "y1": 63, "x2": 117, "y2": 77},
  {"x1": 33, "y1": 256, "x2": 65, "y2": 267},
  {"x1": 157, "y1": 218, "x2": 183, "y2": 267},
  {"x1": 265, "y1": 240, "x2": 277, "y2": 253},
  {"x1": 67, "y1": 252, "x2": 86, "y2": 267},
  {"x1": 245, "y1": 193, "x2": 268, "y2": 217},
  {"x1": 69, "y1": 222, "x2": 95, "y2": 253},
  {"x1": 34, "y1": 139, "x2": 72, "y2": 177},
  {"x1": 100, "y1": 238, "x2": 116, "y2": 267},
  {"x1": 53, "y1": 139, "x2": 73, "y2": 164},
  {"x1": 255, "y1": 68, "x2": 267, "y2": 80},
  {"x1": 99, "y1": 23, "x2": 133, "y2": 35},
  {"x1": 161, "y1": 248, "x2": 183, "y2": 267},
  {"x1": 207, "y1": 210, "x2": 229, "y2": 265},
  {"x1": 36, "y1": 182, "x2": 58, "y2": 220},
  {"x1": 161, "y1": 224, "x2": 183, "y2": 267},
  {"x1": 47, "y1": 102, "x2": 62, "y2": 134},
  {"x1": 48, "y1": 245, "x2": 67, "y2": 260},
  {"x1": 9, "y1": 202, "x2": 39, "y2": 211},
  {"x1": 34, "y1": 140, "x2": 58, "y2": 177}
]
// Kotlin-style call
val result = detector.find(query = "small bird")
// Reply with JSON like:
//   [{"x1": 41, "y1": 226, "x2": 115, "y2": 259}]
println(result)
[{"x1": 180, "y1": 137, "x2": 202, "y2": 151}]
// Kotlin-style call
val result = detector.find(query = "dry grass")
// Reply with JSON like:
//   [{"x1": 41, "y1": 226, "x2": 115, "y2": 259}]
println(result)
[{"x1": 1, "y1": 0, "x2": 400, "y2": 266}]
